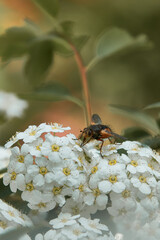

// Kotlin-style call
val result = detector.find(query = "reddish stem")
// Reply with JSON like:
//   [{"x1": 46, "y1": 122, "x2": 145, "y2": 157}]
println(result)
[{"x1": 69, "y1": 43, "x2": 92, "y2": 126}]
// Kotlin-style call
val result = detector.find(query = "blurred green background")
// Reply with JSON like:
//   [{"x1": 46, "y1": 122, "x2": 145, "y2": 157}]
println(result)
[{"x1": 0, "y1": 0, "x2": 160, "y2": 145}]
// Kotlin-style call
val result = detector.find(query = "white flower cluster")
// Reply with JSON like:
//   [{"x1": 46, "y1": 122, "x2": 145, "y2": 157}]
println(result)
[
  {"x1": 20, "y1": 213, "x2": 114, "y2": 240},
  {"x1": 3, "y1": 122, "x2": 160, "y2": 239},
  {"x1": 3, "y1": 123, "x2": 160, "y2": 218},
  {"x1": 0, "y1": 91, "x2": 28, "y2": 119},
  {"x1": 0, "y1": 199, "x2": 32, "y2": 234}
]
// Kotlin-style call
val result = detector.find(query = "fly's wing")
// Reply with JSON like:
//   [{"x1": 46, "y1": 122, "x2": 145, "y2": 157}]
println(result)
[
  {"x1": 101, "y1": 129, "x2": 127, "y2": 140},
  {"x1": 91, "y1": 114, "x2": 102, "y2": 125}
]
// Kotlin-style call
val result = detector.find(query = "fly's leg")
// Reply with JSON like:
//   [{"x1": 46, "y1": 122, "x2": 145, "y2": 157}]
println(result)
[
  {"x1": 98, "y1": 139, "x2": 104, "y2": 158},
  {"x1": 80, "y1": 136, "x2": 93, "y2": 147}
]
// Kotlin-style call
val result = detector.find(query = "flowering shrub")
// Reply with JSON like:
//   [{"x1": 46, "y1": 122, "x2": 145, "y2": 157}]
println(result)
[{"x1": 1, "y1": 123, "x2": 160, "y2": 239}]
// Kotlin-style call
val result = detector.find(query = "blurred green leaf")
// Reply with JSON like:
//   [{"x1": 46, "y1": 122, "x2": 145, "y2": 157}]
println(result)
[
  {"x1": 0, "y1": 167, "x2": 7, "y2": 175},
  {"x1": 31, "y1": 0, "x2": 59, "y2": 18},
  {"x1": 142, "y1": 136, "x2": 160, "y2": 150},
  {"x1": 50, "y1": 34, "x2": 73, "y2": 56},
  {"x1": 87, "y1": 28, "x2": 152, "y2": 71},
  {"x1": 0, "y1": 113, "x2": 7, "y2": 125},
  {"x1": 144, "y1": 102, "x2": 160, "y2": 110},
  {"x1": 19, "y1": 83, "x2": 83, "y2": 107},
  {"x1": 109, "y1": 104, "x2": 160, "y2": 135},
  {"x1": 71, "y1": 35, "x2": 89, "y2": 50},
  {"x1": 0, "y1": 27, "x2": 35, "y2": 62},
  {"x1": 0, "y1": 179, "x2": 12, "y2": 198},
  {"x1": 24, "y1": 39, "x2": 54, "y2": 86},
  {"x1": 122, "y1": 126, "x2": 151, "y2": 140},
  {"x1": 48, "y1": 33, "x2": 89, "y2": 57},
  {"x1": 60, "y1": 20, "x2": 75, "y2": 37}
]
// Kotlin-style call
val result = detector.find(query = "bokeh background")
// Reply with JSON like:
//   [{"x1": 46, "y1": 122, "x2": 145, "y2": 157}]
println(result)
[{"x1": 0, "y1": 0, "x2": 160, "y2": 145}]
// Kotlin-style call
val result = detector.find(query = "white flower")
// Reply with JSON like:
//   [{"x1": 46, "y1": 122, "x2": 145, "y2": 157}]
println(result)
[
  {"x1": 97, "y1": 171, "x2": 127, "y2": 194},
  {"x1": 61, "y1": 223, "x2": 88, "y2": 240},
  {"x1": 0, "y1": 199, "x2": 32, "y2": 226},
  {"x1": 52, "y1": 160, "x2": 80, "y2": 187},
  {"x1": 102, "y1": 143, "x2": 119, "y2": 156},
  {"x1": 140, "y1": 190, "x2": 159, "y2": 213},
  {"x1": 127, "y1": 153, "x2": 148, "y2": 174},
  {"x1": 131, "y1": 172, "x2": 157, "y2": 195},
  {"x1": 62, "y1": 199, "x2": 96, "y2": 218},
  {"x1": 49, "y1": 213, "x2": 79, "y2": 229},
  {"x1": 26, "y1": 157, "x2": 54, "y2": 187},
  {"x1": 72, "y1": 174, "x2": 89, "y2": 202},
  {"x1": 35, "y1": 230, "x2": 57, "y2": 240},
  {"x1": 107, "y1": 197, "x2": 136, "y2": 220},
  {"x1": 0, "y1": 91, "x2": 28, "y2": 119},
  {"x1": 3, "y1": 161, "x2": 25, "y2": 192},
  {"x1": 16, "y1": 125, "x2": 44, "y2": 143},
  {"x1": 39, "y1": 122, "x2": 71, "y2": 133},
  {"x1": 9, "y1": 145, "x2": 32, "y2": 173},
  {"x1": 28, "y1": 138, "x2": 44, "y2": 157},
  {"x1": 78, "y1": 217, "x2": 108, "y2": 234},
  {"x1": 27, "y1": 191, "x2": 56, "y2": 212},
  {"x1": 5, "y1": 133, "x2": 19, "y2": 148}
]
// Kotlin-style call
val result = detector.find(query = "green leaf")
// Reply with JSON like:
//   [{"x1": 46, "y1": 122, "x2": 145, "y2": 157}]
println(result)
[
  {"x1": 60, "y1": 20, "x2": 75, "y2": 37},
  {"x1": 122, "y1": 126, "x2": 150, "y2": 140},
  {"x1": 87, "y1": 28, "x2": 152, "y2": 71},
  {"x1": 71, "y1": 35, "x2": 89, "y2": 50},
  {"x1": 142, "y1": 136, "x2": 160, "y2": 150},
  {"x1": 144, "y1": 102, "x2": 160, "y2": 110},
  {"x1": 48, "y1": 33, "x2": 89, "y2": 57},
  {"x1": 0, "y1": 113, "x2": 7, "y2": 125},
  {"x1": 109, "y1": 104, "x2": 160, "y2": 135},
  {"x1": 32, "y1": 0, "x2": 59, "y2": 18},
  {"x1": 50, "y1": 34, "x2": 73, "y2": 56},
  {"x1": 0, "y1": 27, "x2": 35, "y2": 62},
  {"x1": 19, "y1": 83, "x2": 83, "y2": 107},
  {"x1": 24, "y1": 39, "x2": 54, "y2": 86}
]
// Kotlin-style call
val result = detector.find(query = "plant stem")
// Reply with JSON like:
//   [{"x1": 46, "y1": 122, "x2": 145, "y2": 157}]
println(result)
[{"x1": 69, "y1": 43, "x2": 92, "y2": 126}]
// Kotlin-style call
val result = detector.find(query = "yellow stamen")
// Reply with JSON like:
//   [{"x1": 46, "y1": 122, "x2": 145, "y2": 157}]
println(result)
[
  {"x1": 139, "y1": 176, "x2": 147, "y2": 183},
  {"x1": 39, "y1": 167, "x2": 48, "y2": 176},
  {"x1": 11, "y1": 172, "x2": 16, "y2": 180},
  {"x1": 63, "y1": 167, "x2": 71, "y2": 176},
  {"x1": 37, "y1": 202, "x2": 46, "y2": 208},
  {"x1": 26, "y1": 183, "x2": 34, "y2": 191},
  {"x1": 91, "y1": 166, "x2": 98, "y2": 174},
  {"x1": 130, "y1": 160, "x2": 138, "y2": 167},
  {"x1": 8, "y1": 211, "x2": 14, "y2": 217},
  {"x1": 29, "y1": 130, "x2": 36, "y2": 136},
  {"x1": 52, "y1": 187, "x2": 62, "y2": 195},
  {"x1": 17, "y1": 155, "x2": 24, "y2": 163},
  {"x1": 108, "y1": 159, "x2": 117, "y2": 165},
  {"x1": 77, "y1": 166, "x2": 83, "y2": 171},
  {"x1": 78, "y1": 184, "x2": 84, "y2": 192},
  {"x1": 93, "y1": 188, "x2": 100, "y2": 197},
  {"x1": 73, "y1": 229, "x2": 81, "y2": 236},
  {"x1": 148, "y1": 163, "x2": 154, "y2": 170},
  {"x1": 51, "y1": 144, "x2": 60, "y2": 152},
  {"x1": 72, "y1": 207, "x2": 80, "y2": 215},
  {"x1": 122, "y1": 190, "x2": 130, "y2": 198},
  {"x1": 109, "y1": 175, "x2": 117, "y2": 183},
  {"x1": 0, "y1": 221, "x2": 7, "y2": 229},
  {"x1": 36, "y1": 145, "x2": 41, "y2": 151}
]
